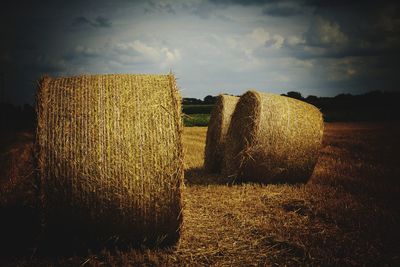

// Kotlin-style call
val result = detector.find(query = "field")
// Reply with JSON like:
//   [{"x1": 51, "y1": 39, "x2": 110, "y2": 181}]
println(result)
[
  {"x1": 182, "y1": 105, "x2": 213, "y2": 126},
  {"x1": 183, "y1": 114, "x2": 210, "y2": 127},
  {"x1": 1, "y1": 122, "x2": 400, "y2": 266}
]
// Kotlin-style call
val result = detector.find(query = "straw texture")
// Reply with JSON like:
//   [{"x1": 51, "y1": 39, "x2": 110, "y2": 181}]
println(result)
[
  {"x1": 36, "y1": 74, "x2": 183, "y2": 246},
  {"x1": 223, "y1": 90, "x2": 323, "y2": 183},
  {"x1": 204, "y1": 95, "x2": 239, "y2": 173}
]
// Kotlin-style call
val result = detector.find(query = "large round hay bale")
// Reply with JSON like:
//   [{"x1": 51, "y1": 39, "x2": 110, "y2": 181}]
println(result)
[
  {"x1": 36, "y1": 74, "x2": 183, "y2": 247},
  {"x1": 204, "y1": 95, "x2": 238, "y2": 173},
  {"x1": 223, "y1": 90, "x2": 323, "y2": 183}
]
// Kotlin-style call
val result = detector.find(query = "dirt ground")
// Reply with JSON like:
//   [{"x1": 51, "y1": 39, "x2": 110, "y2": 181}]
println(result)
[{"x1": 0, "y1": 122, "x2": 399, "y2": 266}]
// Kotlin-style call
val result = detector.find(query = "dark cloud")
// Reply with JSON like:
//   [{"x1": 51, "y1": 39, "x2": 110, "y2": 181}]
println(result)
[
  {"x1": 262, "y1": 4, "x2": 303, "y2": 16},
  {"x1": 210, "y1": 0, "x2": 278, "y2": 5},
  {"x1": 15, "y1": 43, "x2": 38, "y2": 51},
  {"x1": 94, "y1": 16, "x2": 112, "y2": 27},
  {"x1": 145, "y1": 1, "x2": 176, "y2": 14},
  {"x1": 209, "y1": 0, "x2": 381, "y2": 7},
  {"x1": 304, "y1": 0, "x2": 398, "y2": 7},
  {"x1": 280, "y1": 0, "x2": 400, "y2": 61},
  {"x1": 304, "y1": 16, "x2": 348, "y2": 48},
  {"x1": 2, "y1": 0, "x2": 400, "y2": 104},
  {"x1": 24, "y1": 55, "x2": 65, "y2": 73},
  {"x1": 72, "y1": 16, "x2": 91, "y2": 26},
  {"x1": 190, "y1": 2, "x2": 216, "y2": 19},
  {"x1": 72, "y1": 16, "x2": 112, "y2": 28},
  {"x1": 63, "y1": 46, "x2": 104, "y2": 62}
]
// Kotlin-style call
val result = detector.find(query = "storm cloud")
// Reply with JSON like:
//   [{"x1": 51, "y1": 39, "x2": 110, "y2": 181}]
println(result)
[
  {"x1": 72, "y1": 16, "x2": 112, "y2": 28},
  {"x1": 1, "y1": 0, "x2": 399, "y2": 104}
]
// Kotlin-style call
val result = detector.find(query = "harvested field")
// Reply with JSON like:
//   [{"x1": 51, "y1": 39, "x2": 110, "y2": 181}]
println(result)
[{"x1": 0, "y1": 122, "x2": 400, "y2": 266}]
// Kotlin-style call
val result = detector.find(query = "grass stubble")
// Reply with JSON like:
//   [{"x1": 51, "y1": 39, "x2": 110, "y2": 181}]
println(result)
[{"x1": 0, "y1": 122, "x2": 399, "y2": 266}]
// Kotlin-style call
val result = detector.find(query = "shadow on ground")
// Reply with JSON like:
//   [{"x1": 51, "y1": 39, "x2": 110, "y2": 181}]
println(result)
[{"x1": 184, "y1": 167, "x2": 232, "y2": 185}]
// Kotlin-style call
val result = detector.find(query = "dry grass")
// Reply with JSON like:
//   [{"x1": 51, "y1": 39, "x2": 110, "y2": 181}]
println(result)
[
  {"x1": 0, "y1": 132, "x2": 39, "y2": 256},
  {"x1": 1, "y1": 122, "x2": 400, "y2": 266}
]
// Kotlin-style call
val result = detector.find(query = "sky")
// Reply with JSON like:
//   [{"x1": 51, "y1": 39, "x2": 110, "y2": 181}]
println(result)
[{"x1": 1, "y1": 0, "x2": 400, "y2": 104}]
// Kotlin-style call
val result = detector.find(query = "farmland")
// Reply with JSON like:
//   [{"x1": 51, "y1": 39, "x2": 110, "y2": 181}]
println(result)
[
  {"x1": 182, "y1": 104, "x2": 213, "y2": 127},
  {"x1": 0, "y1": 122, "x2": 400, "y2": 266},
  {"x1": 183, "y1": 114, "x2": 210, "y2": 127}
]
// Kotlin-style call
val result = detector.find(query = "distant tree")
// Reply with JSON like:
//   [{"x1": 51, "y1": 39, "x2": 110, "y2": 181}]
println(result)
[
  {"x1": 364, "y1": 90, "x2": 382, "y2": 97},
  {"x1": 306, "y1": 95, "x2": 318, "y2": 101},
  {"x1": 203, "y1": 95, "x2": 217, "y2": 104},
  {"x1": 286, "y1": 91, "x2": 303, "y2": 100},
  {"x1": 182, "y1": 98, "x2": 202, "y2": 105}
]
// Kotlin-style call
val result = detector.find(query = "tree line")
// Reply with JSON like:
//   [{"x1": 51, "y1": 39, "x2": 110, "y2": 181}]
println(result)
[
  {"x1": 183, "y1": 90, "x2": 400, "y2": 122},
  {"x1": 1, "y1": 90, "x2": 399, "y2": 132}
]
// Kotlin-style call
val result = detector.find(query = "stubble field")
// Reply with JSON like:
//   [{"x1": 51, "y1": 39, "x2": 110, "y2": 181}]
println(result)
[{"x1": 1, "y1": 122, "x2": 400, "y2": 266}]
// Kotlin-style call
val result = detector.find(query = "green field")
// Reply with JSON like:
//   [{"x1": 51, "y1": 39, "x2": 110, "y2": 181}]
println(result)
[
  {"x1": 183, "y1": 114, "x2": 210, "y2": 127},
  {"x1": 182, "y1": 105, "x2": 212, "y2": 126}
]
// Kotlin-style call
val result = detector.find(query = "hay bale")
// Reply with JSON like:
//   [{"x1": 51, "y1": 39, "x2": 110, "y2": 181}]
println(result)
[
  {"x1": 36, "y1": 74, "x2": 183, "y2": 246},
  {"x1": 223, "y1": 90, "x2": 323, "y2": 183},
  {"x1": 204, "y1": 95, "x2": 238, "y2": 173}
]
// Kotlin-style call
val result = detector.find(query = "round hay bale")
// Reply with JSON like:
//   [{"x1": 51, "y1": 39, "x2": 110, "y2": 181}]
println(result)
[
  {"x1": 36, "y1": 74, "x2": 183, "y2": 247},
  {"x1": 223, "y1": 90, "x2": 323, "y2": 183},
  {"x1": 204, "y1": 95, "x2": 238, "y2": 173}
]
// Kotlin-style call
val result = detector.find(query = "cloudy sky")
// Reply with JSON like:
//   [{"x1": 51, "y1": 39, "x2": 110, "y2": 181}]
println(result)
[{"x1": 1, "y1": 0, "x2": 400, "y2": 104}]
